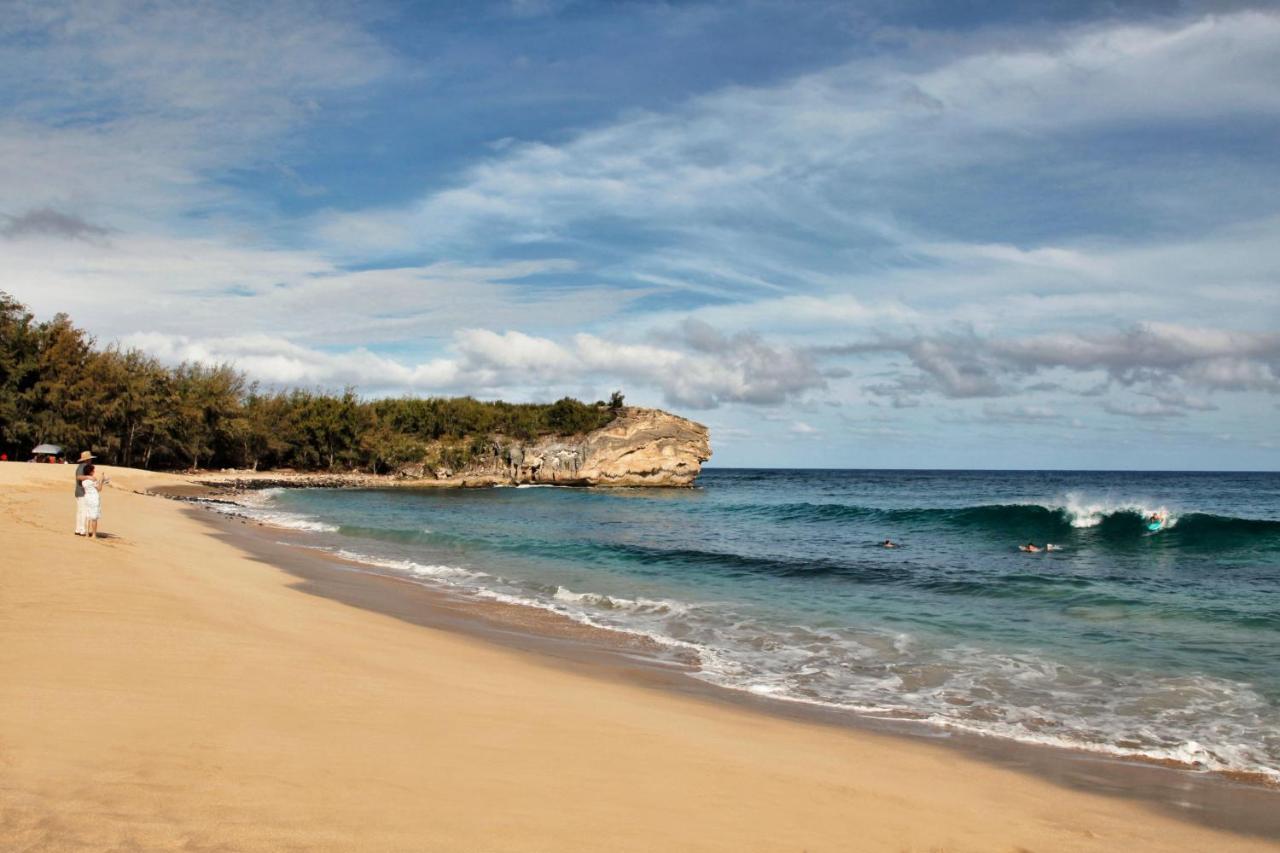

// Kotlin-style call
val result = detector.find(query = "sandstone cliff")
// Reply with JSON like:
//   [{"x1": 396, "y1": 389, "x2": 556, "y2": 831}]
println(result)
[{"x1": 402, "y1": 407, "x2": 712, "y2": 487}]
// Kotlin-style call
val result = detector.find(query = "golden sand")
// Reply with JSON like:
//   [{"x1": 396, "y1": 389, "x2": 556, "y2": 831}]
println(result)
[{"x1": 1, "y1": 462, "x2": 1273, "y2": 852}]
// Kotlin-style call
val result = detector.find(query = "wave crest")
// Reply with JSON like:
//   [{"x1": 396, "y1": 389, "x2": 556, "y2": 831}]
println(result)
[{"x1": 723, "y1": 497, "x2": 1278, "y2": 546}]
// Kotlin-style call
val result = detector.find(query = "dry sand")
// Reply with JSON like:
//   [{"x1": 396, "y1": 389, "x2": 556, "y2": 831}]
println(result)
[{"x1": 1, "y1": 461, "x2": 1275, "y2": 852}]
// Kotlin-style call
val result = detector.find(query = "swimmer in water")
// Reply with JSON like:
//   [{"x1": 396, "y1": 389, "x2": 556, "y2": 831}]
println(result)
[
  {"x1": 882, "y1": 539, "x2": 898, "y2": 548},
  {"x1": 1019, "y1": 542, "x2": 1043, "y2": 553}
]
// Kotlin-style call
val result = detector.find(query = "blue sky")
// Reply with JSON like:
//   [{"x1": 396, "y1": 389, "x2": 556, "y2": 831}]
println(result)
[{"x1": 2, "y1": 0, "x2": 1278, "y2": 469}]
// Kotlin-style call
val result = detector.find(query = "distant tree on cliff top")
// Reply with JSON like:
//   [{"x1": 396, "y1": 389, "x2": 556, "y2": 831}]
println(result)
[{"x1": 0, "y1": 292, "x2": 619, "y2": 472}]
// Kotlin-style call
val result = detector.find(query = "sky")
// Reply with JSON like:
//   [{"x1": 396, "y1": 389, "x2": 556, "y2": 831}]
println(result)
[{"x1": 2, "y1": 0, "x2": 1278, "y2": 470}]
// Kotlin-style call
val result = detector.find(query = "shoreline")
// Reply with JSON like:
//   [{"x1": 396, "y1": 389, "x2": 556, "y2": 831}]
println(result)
[
  {"x1": 4, "y1": 461, "x2": 1278, "y2": 851},
  {"x1": 198, "y1": 500, "x2": 1280, "y2": 839},
  {"x1": 179, "y1": 482, "x2": 1280, "y2": 795}
]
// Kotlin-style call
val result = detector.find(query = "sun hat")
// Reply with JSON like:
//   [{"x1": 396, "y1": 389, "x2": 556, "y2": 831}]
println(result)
[{"x1": 77, "y1": 451, "x2": 96, "y2": 462}]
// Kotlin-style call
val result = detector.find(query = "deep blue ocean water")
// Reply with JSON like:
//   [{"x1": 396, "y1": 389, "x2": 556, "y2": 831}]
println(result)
[{"x1": 231, "y1": 469, "x2": 1280, "y2": 780}]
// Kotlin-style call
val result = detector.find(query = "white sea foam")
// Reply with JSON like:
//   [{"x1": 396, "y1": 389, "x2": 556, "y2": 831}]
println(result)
[
  {"x1": 280, "y1": 535, "x2": 1279, "y2": 781},
  {"x1": 551, "y1": 585, "x2": 687, "y2": 615},
  {"x1": 329, "y1": 550, "x2": 480, "y2": 581},
  {"x1": 686, "y1": 630, "x2": 1280, "y2": 782},
  {"x1": 220, "y1": 492, "x2": 1275, "y2": 783},
  {"x1": 473, "y1": 587, "x2": 706, "y2": 652},
  {"x1": 202, "y1": 497, "x2": 340, "y2": 533},
  {"x1": 1056, "y1": 492, "x2": 1179, "y2": 528},
  {"x1": 254, "y1": 513, "x2": 340, "y2": 533},
  {"x1": 235, "y1": 487, "x2": 285, "y2": 507}
]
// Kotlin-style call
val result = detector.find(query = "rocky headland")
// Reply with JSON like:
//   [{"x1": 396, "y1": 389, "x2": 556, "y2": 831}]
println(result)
[{"x1": 188, "y1": 407, "x2": 711, "y2": 493}]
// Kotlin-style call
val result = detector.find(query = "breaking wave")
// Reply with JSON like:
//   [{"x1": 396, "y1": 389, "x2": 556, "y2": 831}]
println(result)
[{"x1": 720, "y1": 497, "x2": 1280, "y2": 548}]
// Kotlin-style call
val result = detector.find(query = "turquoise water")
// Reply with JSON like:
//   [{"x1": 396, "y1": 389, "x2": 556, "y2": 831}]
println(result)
[{"x1": 232, "y1": 469, "x2": 1280, "y2": 780}]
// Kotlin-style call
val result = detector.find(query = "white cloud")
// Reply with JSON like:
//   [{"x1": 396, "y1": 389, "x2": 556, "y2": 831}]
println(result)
[
  {"x1": 0, "y1": 1, "x2": 396, "y2": 225},
  {"x1": 0, "y1": 233, "x2": 637, "y2": 345},
  {"x1": 313, "y1": 9, "x2": 1280, "y2": 271},
  {"x1": 2, "y1": 4, "x2": 1277, "y2": 468},
  {"x1": 835, "y1": 322, "x2": 1280, "y2": 411},
  {"x1": 120, "y1": 320, "x2": 827, "y2": 410},
  {"x1": 911, "y1": 11, "x2": 1280, "y2": 128}
]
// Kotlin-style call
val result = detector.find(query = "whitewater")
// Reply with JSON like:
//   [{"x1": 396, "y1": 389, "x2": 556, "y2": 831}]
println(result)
[{"x1": 209, "y1": 468, "x2": 1280, "y2": 784}]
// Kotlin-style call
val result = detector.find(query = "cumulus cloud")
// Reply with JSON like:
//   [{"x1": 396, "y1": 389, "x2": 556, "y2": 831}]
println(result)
[
  {"x1": 121, "y1": 320, "x2": 826, "y2": 410},
  {"x1": 443, "y1": 322, "x2": 827, "y2": 409},
  {"x1": 834, "y1": 323, "x2": 1280, "y2": 408},
  {"x1": 822, "y1": 332, "x2": 1013, "y2": 400},
  {"x1": 992, "y1": 324, "x2": 1280, "y2": 391},
  {"x1": 657, "y1": 320, "x2": 827, "y2": 406}
]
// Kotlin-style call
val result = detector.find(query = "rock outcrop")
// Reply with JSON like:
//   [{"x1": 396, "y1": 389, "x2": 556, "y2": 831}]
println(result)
[
  {"x1": 510, "y1": 407, "x2": 710, "y2": 487},
  {"x1": 404, "y1": 407, "x2": 711, "y2": 487},
  {"x1": 183, "y1": 408, "x2": 711, "y2": 491}
]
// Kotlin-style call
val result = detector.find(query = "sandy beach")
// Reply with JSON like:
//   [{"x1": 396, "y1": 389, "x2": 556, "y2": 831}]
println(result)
[{"x1": 1, "y1": 462, "x2": 1276, "y2": 852}]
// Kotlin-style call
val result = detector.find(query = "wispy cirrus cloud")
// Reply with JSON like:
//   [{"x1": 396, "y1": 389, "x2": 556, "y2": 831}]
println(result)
[
  {"x1": 0, "y1": 0, "x2": 396, "y2": 226},
  {"x1": 314, "y1": 9, "x2": 1280, "y2": 269},
  {"x1": 1, "y1": 233, "x2": 638, "y2": 346}
]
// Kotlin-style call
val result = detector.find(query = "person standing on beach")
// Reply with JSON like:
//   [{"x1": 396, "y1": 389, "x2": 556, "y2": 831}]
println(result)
[
  {"x1": 74, "y1": 450, "x2": 95, "y2": 536},
  {"x1": 80, "y1": 463, "x2": 104, "y2": 539}
]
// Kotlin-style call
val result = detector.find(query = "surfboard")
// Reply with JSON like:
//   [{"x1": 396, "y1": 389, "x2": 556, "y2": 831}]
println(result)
[{"x1": 1147, "y1": 521, "x2": 1164, "y2": 532}]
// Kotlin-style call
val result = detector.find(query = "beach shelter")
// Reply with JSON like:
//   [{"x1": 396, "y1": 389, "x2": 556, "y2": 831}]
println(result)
[{"x1": 30, "y1": 443, "x2": 65, "y2": 462}]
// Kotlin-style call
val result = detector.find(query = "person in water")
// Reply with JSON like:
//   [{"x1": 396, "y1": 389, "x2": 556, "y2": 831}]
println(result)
[
  {"x1": 1019, "y1": 542, "x2": 1043, "y2": 553},
  {"x1": 882, "y1": 539, "x2": 898, "y2": 548}
]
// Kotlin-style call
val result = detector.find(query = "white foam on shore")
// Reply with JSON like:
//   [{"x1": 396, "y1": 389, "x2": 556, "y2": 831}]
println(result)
[
  {"x1": 316, "y1": 539, "x2": 1280, "y2": 782},
  {"x1": 551, "y1": 585, "x2": 688, "y2": 615},
  {"x1": 329, "y1": 549, "x2": 480, "y2": 581},
  {"x1": 687, "y1": 635, "x2": 1279, "y2": 783},
  {"x1": 292, "y1": 546, "x2": 703, "y2": 657},
  {"x1": 202, "y1": 496, "x2": 340, "y2": 533},
  {"x1": 235, "y1": 487, "x2": 286, "y2": 507},
  {"x1": 256, "y1": 513, "x2": 340, "y2": 533},
  {"x1": 235, "y1": 505, "x2": 1276, "y2": 786},
  {"x1": 470, "y1": 587, "x2": 708, "y2": 656},
  {"x1": 693, "y1": 666, "x2": 1280, "y2": 783}
]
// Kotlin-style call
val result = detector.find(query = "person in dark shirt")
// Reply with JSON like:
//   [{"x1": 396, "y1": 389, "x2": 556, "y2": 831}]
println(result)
[{"x1": 74, "y1": 451, "x2": 96, "y2": 535}]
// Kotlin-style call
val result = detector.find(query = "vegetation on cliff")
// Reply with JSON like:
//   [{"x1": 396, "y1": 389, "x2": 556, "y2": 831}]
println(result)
[{"x1": 0, "y1": 292, "x2": 621, "y2": 472}]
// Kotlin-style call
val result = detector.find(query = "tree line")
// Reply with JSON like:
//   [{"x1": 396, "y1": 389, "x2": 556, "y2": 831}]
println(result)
[{"x1": 0, "y1": 292, "x2": 623, "y2": 472}]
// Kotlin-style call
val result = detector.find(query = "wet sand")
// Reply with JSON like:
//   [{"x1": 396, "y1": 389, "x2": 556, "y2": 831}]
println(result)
[{"x1": 2, "y1": 462, "x2": 1277, "y2": 852}]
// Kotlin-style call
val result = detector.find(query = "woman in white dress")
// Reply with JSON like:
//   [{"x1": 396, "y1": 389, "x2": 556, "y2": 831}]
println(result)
[{"x1": 81, "y1": 463, "x2": 103, "y2": 539}]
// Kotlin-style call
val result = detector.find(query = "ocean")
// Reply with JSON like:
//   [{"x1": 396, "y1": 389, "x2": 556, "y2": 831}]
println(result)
[{"x1": 223, "y1": 469, "x2": 1280, "y2": 782}]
